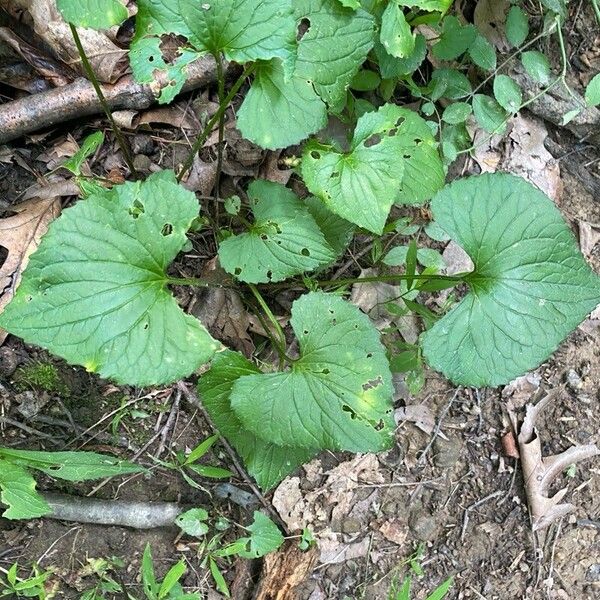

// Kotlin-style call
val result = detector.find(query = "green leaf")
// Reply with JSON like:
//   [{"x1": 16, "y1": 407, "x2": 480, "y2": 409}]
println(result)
[
  {"x1": 129, "y1": 37, "x2": 199, "y2": 104},
  {"x1": 158, "y1": 561, "x2": 186, "y2": 599},
  {"x1": 396, "y1": 577, "x2": 411, "y2": 600},
  {"x1": 380, "y1": 2, "x2": 415, "y2": 58},
  {"x1": 397, "y1": 0, "x2": 453, "y2": 11},
  {"x1": 294, "y1": 0, "x2": 376, "y2": 112},
  {"x1": 0, "y1": 171, "x2": 219, "y2": 386},
  {"x1": 302, "y1": 104, "x2": 442, "y2": 233},
  {"x1": 540, "y1": 0, "x2": 567, "y2": 18},
  {"x1": 198, "y1": 351, "x2": 315, "y2": 490},
  {"x1": 468, "y1": 34, "x2": 496, "y2": 71},
  {"x1": 57, "y1": 0, "x2": 127, "y2": 29},
  {"x1": 63, "y1": 132, "x2": 104, "y2": 176},
  {"x1": 238, "y1": 59, "x2": 327, "y2": 150},
  {"x1": 585, "y1": 73, "x2": 600, "y2": 107},
  {"x1": 0, "y1": 461, "x2": 49, "y2": 519},
  {"x1": 493, "y1": 75, "x2": 522, "y2": 113},
  {"x1": 231, "y1": 292, "x2": 394, "y2": 451},
  {"x1": 430, "y1": 68, "x2": 472, "y2": 100},
  {"x1": 141, "y1": 545, "x2": 158, "y2": 600},
  {"x1": 134, "y1": 0, "x2": 192, "y2": 39},
  {"x1": 432, "y1": 16, "x2": 477, "y2": 60},
  {"x1": 472, "y1": 94, "x2": 508, "y2": 134},
  {"x1": 186, "y1": 464, "x2": 232, "y2": 479},
  {"x1": 421, "y1": 173, "x2": 600, "y2": 387},
  {"x1": 209, "y1": 558, "x2": 229, "y2": 598},
  {"x1": 336, "y1": 0, "x2": 360, "y2": 8},
  {"x1": 178, "y1": 0, "x2": 295, "y2": 66},
  {"x1": 218, "y1": 180, "x2": 336, "y2": 283},
  {"x1": 175, "y1": 508, "x2": 210, "y2": 537},
  {"x1": 425, "y1": 577, "x2": 453, "y2": 600},
  {"x1": 506, "y1": 6, "x2": 529, "y2": 47},
  {"x1": 304, "y1": 197, "x2": 355, "y2": 256},
  {"x1": 375, "y1": 34, "x2": 427, "y2": 79},
  {"x1": 521, "y1": 50, "x2": 552, "y2": 85},
  {"x1": 0, "y1": 448, "x2": 142, "y2": 481},
  {"x1": 383, "y1": 246, "x2": 444, "y2": 270},
  {"x1": 237, "y1": 512, "x2": 284, "y2": 559},
  {"x1": 442, "y1": 102, "x2": 472, "y2": 124},
  {"x1": 350, "y1": 69, "x2": 381, "y2": 91}
]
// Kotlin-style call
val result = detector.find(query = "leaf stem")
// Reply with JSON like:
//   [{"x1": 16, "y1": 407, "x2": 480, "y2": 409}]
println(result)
[
  {"x1": 68, "y1": 23, "x2": 138, "y2": 179},
  {"x1": 167, "y1": 277, "x2": 235, "y2": 289},
  {"x1": 247, "y1": 284, "x2": 291, "y2": 367},
  {"x1": 177, "y1": 63, "x2": 256, "y2": 183},
  {"x1": 592, "y1": 0, "x2": 600, "y2": 26},
  {"x1": 214, "y1": 53, "x2": 226, "y2": 223}
]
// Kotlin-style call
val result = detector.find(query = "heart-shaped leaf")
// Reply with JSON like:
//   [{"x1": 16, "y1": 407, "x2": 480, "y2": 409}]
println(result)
[
  {"x1": 199, "y1": 351, "x2": 315, "y2": 490},
  {"x1": 0, "y1": 171, "x2": 219, "y2": 386},
  {"x1": 294, "y1": 0, "x2": 375, "y2": 112},
  {"x1": 237, "y1": 59, "x2": 328, "y2": 150},
  {"x1": 230, "y1": 292, "x2": 394, "y2": 451},
  {"x1": 179, "y1": 0, "x2": 295, "y2": 66},
  {"x1": 301, "y1": 104, "x2": 443, "y2": 233},
  {"x1": 421, "y1": 173, "x2": 600, "y2": 387},
  {"x1": 218, "y1": 180, "x2": 336, "y2": 283},
  {"x1": 0, "y1": 461, "x2": 49, "y2": 519}
]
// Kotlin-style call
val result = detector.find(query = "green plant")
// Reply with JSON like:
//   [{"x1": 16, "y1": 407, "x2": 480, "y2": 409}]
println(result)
[
  {"x1": 13, "y1": 362, "x2": 69, "y2": 396},
  {"x1": 136, "y1": 544, "x2": 199, "y2": 600},
  {"x1": 153, "y1": 435, "x2": 233, "y2": 489},
  {"x1": 79, "y1": 557, "x2": 126, "y2": 600},
  {"x1": 0, "y1": 562, "x2": 55, "y2": 599},
  {"x1": 0, "y1": 447, "x2": 143, "y2": 519},
  {"x1": 174, "y1": 508, "x2": 284, "y2": 597},
  {"x1": 390, "y1": 575, "x2": 453, "y2": 600},
  {"x1": 0, "y1": 0, "x2": 597, "y2": 494}
]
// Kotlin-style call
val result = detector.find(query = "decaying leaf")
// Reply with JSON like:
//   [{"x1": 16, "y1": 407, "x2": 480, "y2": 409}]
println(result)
[
  {"x1": 1, "y1": 0, "x2": 128, "y2": 83},
  {"x1": 510, "y1": 391, "x2": 599, "y2": 531},
  {"x1": 0, "y1": 196, "x2": 62, "y2": 344},
  {"x1": 395, "y1": 403, "x2": 446, "y2": 438}
]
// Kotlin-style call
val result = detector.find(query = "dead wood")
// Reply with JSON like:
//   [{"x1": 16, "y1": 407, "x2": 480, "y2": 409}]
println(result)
[
  {"x1": 0, "y1": 55, "x2": 217, "y2": 144},
  {"x1": 42, "y1": 492, "x2": 182, "y2": 529},
  {"x1": 513, "y1": 391, "x2": 600, "y2": 531}
]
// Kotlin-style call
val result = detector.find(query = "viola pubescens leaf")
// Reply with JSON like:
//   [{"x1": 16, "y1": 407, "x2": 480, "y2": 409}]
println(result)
[
  {"x1": 421, "y1": 173, "x2": 600, "y2": 386},
  {"x1": 0, "y1": 171, "x2": 219, "y2": 386},
  {"x1": 218, "y1": 180, "x2": 336, "y2": 283},
  {"x1": 230, "y1": 292, "x2": 395, "y2": 451}
]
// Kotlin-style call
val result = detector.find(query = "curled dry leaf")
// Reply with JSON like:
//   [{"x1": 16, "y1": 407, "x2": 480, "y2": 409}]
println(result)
[
  {"x1": 511, "y1": 391, "x2": 600, "y2": 531},
  {"x1": 0, "y1": 0, "x2": 128, "y2": 83},
  {"x1": 0, "y1": 196, "x2": 62, "y2": 344}
]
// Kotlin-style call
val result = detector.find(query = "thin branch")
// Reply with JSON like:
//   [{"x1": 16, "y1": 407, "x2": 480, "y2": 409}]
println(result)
[{"x1": 68, "y1": 24, "x2": 138, "y2": 178}]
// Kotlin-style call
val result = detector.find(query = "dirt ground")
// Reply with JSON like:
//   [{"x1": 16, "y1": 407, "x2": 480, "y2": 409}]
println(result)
[{"x1": 1, "y1": 1, "x2": 600, "y2": 599}]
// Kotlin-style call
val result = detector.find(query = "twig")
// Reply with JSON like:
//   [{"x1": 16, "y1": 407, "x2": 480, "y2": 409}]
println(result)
[
  {"x1": 460, "y1": 490, "x2": 504, "y2": 541},
  {"x1": 177, "y1": 381, "x2": 290, "y2": 534},
  {"x1": 0, "y1": 57, "x2": 217, "y2": 144},
  {"x1": 0, "y1": 416, "x2": 59, "y2": 443},
  {"x1": 155, "y1": 390, "x2": 181, "y2": 458},
  {"x1": 68, "y1": 24, "x2": 137, "y2": 178},
  {"x1": 417, "y1": 388, "x2": 460, "y2": 465}
]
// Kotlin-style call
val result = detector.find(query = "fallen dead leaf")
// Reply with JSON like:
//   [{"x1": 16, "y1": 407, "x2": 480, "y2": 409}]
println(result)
[
  {"x1": 0, "y1": 196, "x2": 62, "y2": 344},
  {"x1": 473, "y1": 0, "x2": 510, "y2": 52},
  {"x1": 395, "y1": 403, "x2": 446, "y2": 438},
  {"x1": 182, "y1": 155, "x2": 217, "y2": 196},
  {"x1": 377, "y1": 519, "x2": 408, "y2": 546},
  {"x1": 578, "y1": 220, "x2": 600, "y2": 258}
]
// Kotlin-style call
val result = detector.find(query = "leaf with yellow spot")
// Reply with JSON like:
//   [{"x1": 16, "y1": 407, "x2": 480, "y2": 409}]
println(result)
[{"x1": 230, "y1": 292, "x2": 394, "y2": 451}]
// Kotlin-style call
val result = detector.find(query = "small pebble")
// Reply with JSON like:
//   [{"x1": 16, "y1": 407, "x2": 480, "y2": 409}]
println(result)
[
  {"x1": 586, "y1": 563, "x2": 600, "y2": 582},
  {"x1": 341, "y1": 517, "x2": 362, "y2": 534},
  {"x1": 133, "y1": 154, "x2": 152, "y2": 172},
  {"x1": 0, "y1": 346, "x2": 18, "y2": 377},
  {"x1": 566, "y1": 369, "x2": 583, "y2": 390}
]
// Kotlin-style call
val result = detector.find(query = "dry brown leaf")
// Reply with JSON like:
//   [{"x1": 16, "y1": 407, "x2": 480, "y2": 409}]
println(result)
[
  {"x1": 2, "y1": 0, "x2": 128, "y2": 83},
  {"x1": 0, "y1": 196, "x2": 61, "y2": 344},
  {"x1": 182, "y1": 155, "x2": 217, "y2": 196},
  {"x1": 377, "y1": 519, "x2": 408, "y2": 546},
  {"x1": 473, "y1": 0, "x2": 510, "y2": 52},
  {"x1": 578, "y1": 220, "x2": 600, "y2": 258},
  {"x1": 191, "y1": 258, "x2": 253, "y2": 354},
  {"x1": 139, "y1": 105, "x2": 202, "y2": 131},
  {"x1": 511, "y1": 391, "x2": 600, "y2": 531},
  {"x1": 395, "y1": 403, "x2": 445, "y2": 438}
]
